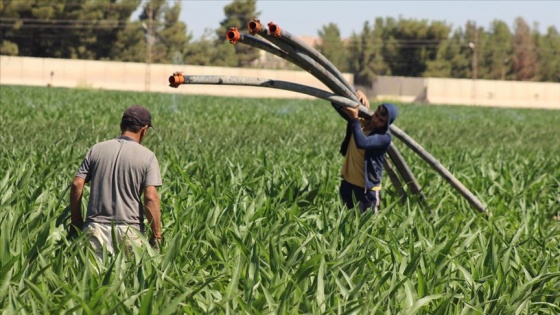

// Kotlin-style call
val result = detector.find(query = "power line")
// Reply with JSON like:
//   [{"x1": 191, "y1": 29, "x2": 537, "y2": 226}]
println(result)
[
  {"x1": 0, "y1": 17, "x2": 129, "y2": 24},
  {"x1": 1, "y1": 16, "x2": 555, "y2": 53},
  {"x1": 0, "y1": 23, "x2": 126, "y2": 30}
]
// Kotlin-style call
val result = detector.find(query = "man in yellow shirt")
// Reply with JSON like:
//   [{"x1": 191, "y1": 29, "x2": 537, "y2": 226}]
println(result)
[{"x1": 333, "y1": 92, "x2": 398, "y2": 213}]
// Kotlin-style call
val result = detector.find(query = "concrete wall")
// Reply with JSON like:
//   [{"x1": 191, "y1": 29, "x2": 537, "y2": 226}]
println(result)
[
  {"x1": 372, "y1": 76, "x2": 426, "y2": 103},
  {"x1": 1, "y1": 56, "x2": 559, "y2": 109},
  {"x1": 371, "y1": 76, "x2": 560, "y2": 109},
  {"x1": 0, "y1": 55, "x2": 348, "y2": 99},
  {"x1": 425, "y1": 78, "x2": 560, "y2": 109}
]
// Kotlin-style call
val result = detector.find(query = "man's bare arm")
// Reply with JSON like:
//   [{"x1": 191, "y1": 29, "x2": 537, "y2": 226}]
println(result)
[
  {"x1": 70, "y1": 176, "x2": 85, "y2": 228},
  {"x1": 144, "y1": 185, "x2": 162, "y2": 242}
]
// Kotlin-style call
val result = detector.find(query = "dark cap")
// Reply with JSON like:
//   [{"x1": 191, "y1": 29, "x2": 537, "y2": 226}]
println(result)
[{"x1": 121, "y1": 105, "x2": 154, "y2": 129}]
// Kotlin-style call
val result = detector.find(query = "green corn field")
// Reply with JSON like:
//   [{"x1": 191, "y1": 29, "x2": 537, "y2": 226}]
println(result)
[{"x1": 0, "y1": 85, "x2": 559, "y2": 314}]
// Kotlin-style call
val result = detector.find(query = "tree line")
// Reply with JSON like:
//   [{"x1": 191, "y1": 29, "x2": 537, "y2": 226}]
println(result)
[{"x1": 1, "y1": 0, "x2": 558, "y2": 84}]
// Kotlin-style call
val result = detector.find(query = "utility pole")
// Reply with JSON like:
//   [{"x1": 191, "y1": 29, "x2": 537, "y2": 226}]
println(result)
[
  {"x1": 472, "y1": 27, "x2": 478, "y2": 80},
  {"x1": 468, "y1": 26, "x2": 478, "y2": 80},
  {"x1": 468, "y1": 23, "x2": 478, "y2": 104},
  {"x1": 145, "y1": 4, "x2": 153, "y2": 92},
  {"x1": 501, "y1": 57, "x2": 509, "y2": 80}
]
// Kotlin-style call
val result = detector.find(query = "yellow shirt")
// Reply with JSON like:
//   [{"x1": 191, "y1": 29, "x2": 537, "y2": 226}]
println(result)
[
  {"x1": 341, "y1": 133, "x2": 366, "y2": 187},
  {"x1": 340, "y1": 123, "x2": 381, "y2": 191}
]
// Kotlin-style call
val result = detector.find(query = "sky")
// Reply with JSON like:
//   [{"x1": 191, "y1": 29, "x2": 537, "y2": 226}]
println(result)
[{"x1": 175, "y1": 0, "x2": 560, "y2": 39}]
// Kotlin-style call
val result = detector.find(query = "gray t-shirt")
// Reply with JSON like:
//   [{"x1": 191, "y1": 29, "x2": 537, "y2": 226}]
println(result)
[{"x1": 75, "y1": 136, "x2": 162, "y2": 226}]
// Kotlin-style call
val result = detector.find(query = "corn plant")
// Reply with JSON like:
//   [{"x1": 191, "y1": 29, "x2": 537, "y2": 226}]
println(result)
[{"x1": 0, "y1": 85, "x2": 559, "y2": 314}]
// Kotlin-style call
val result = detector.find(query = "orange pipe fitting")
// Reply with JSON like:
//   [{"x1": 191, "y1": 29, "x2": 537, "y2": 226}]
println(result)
[
  {"x1": 247, "y1": 19, "x2": 263, "y2": 35},
  {"x1": 168, "y1": 71, "x2": 185, "y2": 88},
  {"x1": 225, "y1": 27, "x2": 241, "y2": 44},
  {"x1": 267, "y1": 21, "x2": 281, "y2": 37}
]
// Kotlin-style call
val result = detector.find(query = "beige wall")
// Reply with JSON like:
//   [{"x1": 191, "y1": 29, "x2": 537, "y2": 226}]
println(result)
[
  {"x1": 372, "y1": 76, "x2": 426, "y2": 103},
  {"x1": 1, "y1": 56, "x2": 559, "y2": 109},
  {"x1": 425, "y1": 78, "x2": 560, "y2": 109},
  {"x1": 371, "y1": 76, "x2": 560, "y2": 109},
  {"x1": 0, "y1": 56, "x2": 348, "y2": 99}
]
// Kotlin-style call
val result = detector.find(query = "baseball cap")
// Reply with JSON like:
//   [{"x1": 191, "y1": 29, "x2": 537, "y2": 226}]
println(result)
[{"x1": 121, "y1": 105, "x2": 155, "y2": 129}]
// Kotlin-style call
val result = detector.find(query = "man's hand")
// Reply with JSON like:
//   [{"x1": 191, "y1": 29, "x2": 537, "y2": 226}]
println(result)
[
  {"x1": 69, "y1": 176, "x2": 85, "y2": 240},
  {"x1": 356, "y1": 89, "x2": 370, "y2": 108},
  {"x1": 149, "y1": 236, "x2": 161, "y2": 251},
  {"x1": 342, "y1": 89, "x2": 368, "y2": 119},
  {"x1": 343, "y1": 106, "x2": 360, "y2": 119},
  {"x1": 144, "y1": 185, "x2": 161, "y2": 250}
]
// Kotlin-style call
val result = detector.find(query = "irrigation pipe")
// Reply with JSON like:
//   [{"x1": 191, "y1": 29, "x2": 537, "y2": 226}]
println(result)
[
  {"x1": 383, "y1": 159, "x2": 408, "y2": 203},
  {"x1": 227, "y1": 27, "x2": 357, "y2": 102},
  {"x1": 234, "y1": 24, "x2": 415, "y2": 196},
  {"x1": 170, "y1": 73, "x2": 359, "y2": 105},
  {"x1": 386, "y1": 144, "x2": 418, "y2": 201},
  {"x1": 231, "y1": 23, "x2": 483, "y2": 212},
  {"x1": 265, "y1": 21, "x2": 357, "y2": 99},
  {"x1": 389, "y1": 125, "x2": 487, "y2": 212},
  {"x1": 243, "y1": 22, "x2": 423, "y2": 201},
  {"x1": 225, "y1": 28, "x2": 305, "y2": 75},
  {"x1": 387, "y1": 143, "x2": 427, "y2": 202},
  {"x1": 168, "y1": 73, "x2": 487, "y2": 213}
]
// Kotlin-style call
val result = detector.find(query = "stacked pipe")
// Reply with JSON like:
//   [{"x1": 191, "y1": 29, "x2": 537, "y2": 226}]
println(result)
[{"x1": 168, "y1": 19, "x2": 487, "y2": 214}]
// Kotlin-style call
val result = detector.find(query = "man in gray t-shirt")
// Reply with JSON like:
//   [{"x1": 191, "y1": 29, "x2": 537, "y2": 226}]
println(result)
[{"x1": 70, "y1": 105, "x2": 162, "y2": 257}]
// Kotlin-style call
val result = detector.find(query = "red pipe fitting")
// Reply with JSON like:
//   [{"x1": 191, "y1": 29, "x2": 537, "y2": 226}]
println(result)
[
  {"x1": 247, "y1": 19, "x2": 263, "y2": 35},
  {"x1": 168, "y1": 72, "x2": 185, "y2": 88},
  {"x1": 225, "y1": 27, "x2": 241, "y2": 44},
  {"x1": 267, "y1": 21, "x2": 281, "y2": 37}
]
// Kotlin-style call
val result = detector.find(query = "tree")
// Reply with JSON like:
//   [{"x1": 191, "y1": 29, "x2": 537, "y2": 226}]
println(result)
[
  {"x1": 110, "y1": 0, "x2": 192, "y2": 64},
  {"x1": 216, "y1": 0, "x2": 260, "y2": 67},
  {"x1": 0, "y1": 39, "x2": 18, "y2": 55},
  {"x1": 136, "y1": 0, "x2": 165, "y2": 64},
  {"x1": 347, "y1": 19, "x2": 389, "y2": 86},
  {"x1": 91, "y1": 0, "x2": 142, "y2": 60},
  {"x1": 183, "y1": 29, "x2": 237, "y2": 66},
  {"x1": 423, "y1": 39, "x2": 453, "y2": 78},
  {"x1": 457, "y1": 21, "x2": 479, "y2": 80},
  {"x1": 512, "y1": 17, "x2": 538, "y2": 81},
  {"x1": 0, "y1": 0, "x2": 140, "y2": 59},
  {"x1": 315, "y1": 23, "x2": 348, "y2": 72},
  {"x1": 109, "y1": 0, "x2": 163, "y2": 63},
  {"x1": 536, "y1": 26, "x2": 560, "y2": 82},
  {"x1": 447, "y1": 27, "x2": 471, "y2": 79},
  {"x1": 479, "y1": 20, "x2": 513, "y2": 80},
  {"x1": 184, "y1": 30, "x2": 216, "y2": 65},
  {"x1": 424, "y1": 26, "x2": 470, "y2": 79},
  {"x1": 109, "y1": 21, "x2": 146, "y2": 62},
  {"x1": 347, "y1": 22, "x2": 372, "y2": 85},
  {"x1": 383, "y1": 18, "x2": 451, "y2": 77},
  {"x1": 152, "y1": 1, "x2": 192, "y2": 64}
]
